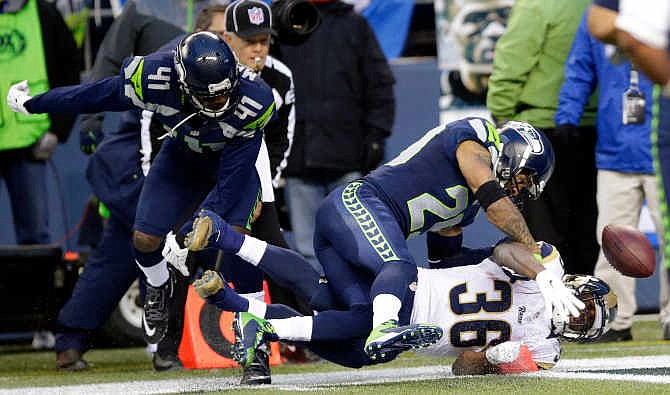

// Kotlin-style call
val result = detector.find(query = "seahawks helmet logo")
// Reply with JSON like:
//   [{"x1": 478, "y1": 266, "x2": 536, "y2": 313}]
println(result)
[{"x1": 505, "y1": 121, "x2": 544, "y2": 154}]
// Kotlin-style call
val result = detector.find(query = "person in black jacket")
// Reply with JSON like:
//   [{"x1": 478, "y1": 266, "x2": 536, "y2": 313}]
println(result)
[{"x1": 273, "y1": 0, "x2": 396, "y2": 274}]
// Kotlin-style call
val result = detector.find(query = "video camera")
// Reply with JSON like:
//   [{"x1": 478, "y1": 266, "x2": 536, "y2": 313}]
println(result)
[{"x1": 271, "y1": 0, "x2": 321, "y2": 43}]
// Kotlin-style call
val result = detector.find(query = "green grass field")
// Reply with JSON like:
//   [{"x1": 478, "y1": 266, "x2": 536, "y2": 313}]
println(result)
[{"x1": 2, "y1": 319, "x2": 670, "y2": 394}]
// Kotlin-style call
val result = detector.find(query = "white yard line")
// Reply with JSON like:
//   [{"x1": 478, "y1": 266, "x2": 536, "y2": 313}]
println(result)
[{"x1": 2, "y1": 356, "x2": 670, "y2": 394}]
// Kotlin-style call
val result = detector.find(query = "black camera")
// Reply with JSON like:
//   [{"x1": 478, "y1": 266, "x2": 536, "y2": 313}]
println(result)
[{"x1": 271, "y1": 0, "x2": 321, "y2": 42}]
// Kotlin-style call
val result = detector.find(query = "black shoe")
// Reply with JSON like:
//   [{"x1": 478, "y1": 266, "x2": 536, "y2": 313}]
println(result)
[
  {"x1": 240, "y1": 348, "x2": 271, "y2": 385},
  {"x1": 153, "y1": 352, "x2": 184, "y2": 372},
  {"x1": 593, "y1": 328, "x2": 633, "y2": 343},
  {"x1": 142, "y1": 269, "x2": 175, "y2": 344},
  {"x1": 56, "y1": 349, "x2": 89, "y2": 371}
]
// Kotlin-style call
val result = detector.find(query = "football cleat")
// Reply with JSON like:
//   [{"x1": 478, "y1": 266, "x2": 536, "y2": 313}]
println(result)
[
  {"x1": 184, "y1": 210, "x2": 216, "y2": 251},
  {"x1": 185, "y1": 209, "x2": 244, "y2": 253},
  {"x1": 192, "y1": 270, "x2": 225, "y2": 299},
  {"x1": 232, "y1": 312, "x2": 277, "y2": 368},
  {"x1": 142, "y1": 269, "x2": 175, "y2": 344},
  {"x1": 364, "y1": 320, "x2": 443, "y2": 361},
  {"x1": 240, "y1": 347, "x2": 271, "y2": 385}
]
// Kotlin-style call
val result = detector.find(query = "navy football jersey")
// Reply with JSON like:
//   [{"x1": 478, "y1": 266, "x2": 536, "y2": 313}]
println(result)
[
  {"x1": 364, "y1": 117, "x2": 500, "y2": 238},
  {"x1": 26, "y1": 43, "x2": 276, "y2": 153}
]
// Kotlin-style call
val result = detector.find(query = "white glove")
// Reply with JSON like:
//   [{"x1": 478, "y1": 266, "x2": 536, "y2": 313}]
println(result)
[
  {"x1": 7, "y1": 80, "x2": 32, "y2": 115},
  {"x1": 535, "y1": 269, "x2": 585, "y2": 321},
  {"x1": 485, "y1": 341, "x2": 521, "y2": 364},
  {"x1": 162, "y1": 231, "x2": 189, "y2": 276}
]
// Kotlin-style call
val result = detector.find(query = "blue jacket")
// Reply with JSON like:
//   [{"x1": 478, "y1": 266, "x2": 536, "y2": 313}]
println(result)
[{"x1": 555, "y1": 13, "x2": 654, "y2": 174}]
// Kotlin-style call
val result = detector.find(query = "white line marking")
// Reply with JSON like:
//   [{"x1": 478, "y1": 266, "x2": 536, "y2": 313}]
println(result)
[{"x1": 2, "y1": 355, "x2": 669, "y2": 394}]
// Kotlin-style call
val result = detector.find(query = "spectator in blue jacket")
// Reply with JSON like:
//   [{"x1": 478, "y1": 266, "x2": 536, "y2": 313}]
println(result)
[{"x1": 555, "y1": 10, "x2": 668, "y2": 342}]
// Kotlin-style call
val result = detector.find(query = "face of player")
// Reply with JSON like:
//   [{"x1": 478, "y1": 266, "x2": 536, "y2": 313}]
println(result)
[
  {"x1": 197, "y1": 93, "x2": 231, "y2": 112},
  {"x1": 567, "y1": 293, "x2": 596, "y2": 335},
  {"x1": 502, "y1": 172, "x2": 532, "y2": 198}
]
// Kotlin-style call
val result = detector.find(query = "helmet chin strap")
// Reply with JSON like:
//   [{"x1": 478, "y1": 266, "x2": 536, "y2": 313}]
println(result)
[{"x1": 159, "y1": 111, "x2": 200, "y2": 140}]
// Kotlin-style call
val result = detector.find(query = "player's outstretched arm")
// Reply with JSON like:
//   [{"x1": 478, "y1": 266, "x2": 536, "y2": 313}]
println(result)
[
  {"x1": 7, "y1": 77, "x2": 131, "y2": 116},
  {"x1": 456, "y1": 140, "x2": 538, "y2": 253},
  {"x1": 493, "y1": 241, "x2": 585, "y2": 320},
  {"x1": 452, "y1": 341, "x2": 539, "y2": 375}
]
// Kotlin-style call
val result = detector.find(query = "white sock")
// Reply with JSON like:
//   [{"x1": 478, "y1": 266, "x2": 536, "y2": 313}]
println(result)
[
  {"x1": 268, "y1": 316, "x2": 313, "y2": 341},
  {"x1": 236, "y1": 236, "x2": 267, "y2": 266},
  {"x1": 137, "y1": 258, "x2": 169, "y2": 287},
  {"x1": 242, "y1": 293, "x2": 268, "y2": 318},
  {"x1": 372, "y1": 293, "x2": 402, "y2": 328}
]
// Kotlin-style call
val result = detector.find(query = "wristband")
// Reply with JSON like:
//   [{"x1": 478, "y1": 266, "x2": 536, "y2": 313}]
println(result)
[{"x1": 475, "y1": 180, "x2": 508, "y2": 210}]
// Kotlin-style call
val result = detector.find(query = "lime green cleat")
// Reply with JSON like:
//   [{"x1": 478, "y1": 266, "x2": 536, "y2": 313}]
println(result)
[
  {"x1": 364, "y1": 319, "x2": 443, "y2": 361},
  {"x1": 232, "y1": 312, "x2": 278, "y2": 368},
  {"x1": 192, "y1": 270, "x2": 224, "y2": 299}
]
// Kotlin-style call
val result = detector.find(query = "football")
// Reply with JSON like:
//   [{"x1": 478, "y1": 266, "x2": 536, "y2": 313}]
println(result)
[{"x1": 602, "y1": 224, "x2": 656, "y2": 278}]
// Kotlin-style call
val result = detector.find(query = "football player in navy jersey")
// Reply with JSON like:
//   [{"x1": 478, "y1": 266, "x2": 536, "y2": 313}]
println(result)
[
  {"x1": 6, "y1": 31, "x2": 276, "y2": 344},
  {"x1": 183, "y1": 117, "x2": 585, "y2": 363},
  {"x1": 189, "y1": 239, "x2": 614, "y2": 372}
]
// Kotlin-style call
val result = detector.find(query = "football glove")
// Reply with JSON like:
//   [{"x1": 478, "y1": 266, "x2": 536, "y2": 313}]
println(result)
[
  {"x1": 535, "y1": 269, "x2": 585, "y2": 322},
  {"x1": 162, "y1": 231, "x2": 189, "y2": 276},
  {"x1": 79, "y1": 130, "x2": 104, "y2": 155},
  {"x1": 7, "y1": 80, "x2": 32, "y2": 115}
]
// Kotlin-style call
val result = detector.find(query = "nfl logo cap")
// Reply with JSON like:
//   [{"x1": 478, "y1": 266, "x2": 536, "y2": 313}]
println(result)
[{"x1": 226, "y1": 0, "x2": 273, "y2": 38}]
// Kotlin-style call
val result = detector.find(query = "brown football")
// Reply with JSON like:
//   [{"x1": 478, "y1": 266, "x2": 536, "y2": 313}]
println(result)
[{"x1": 602, "y1": 224, "x2": 656, "y2": 278}]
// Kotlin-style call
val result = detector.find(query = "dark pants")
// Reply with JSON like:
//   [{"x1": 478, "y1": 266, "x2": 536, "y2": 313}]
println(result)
[
  {"x1": 523, "y1": 126, "x2": 599, "y2": 275},
  {"x1": 55, "y1": 214, "x2": 139, "y2": 352},
  {"x1": 0, "y1": 149, "x2": 50, "y2": 244}
]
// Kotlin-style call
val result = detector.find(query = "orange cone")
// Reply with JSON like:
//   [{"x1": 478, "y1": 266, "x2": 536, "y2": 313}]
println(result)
[{"x1": 178, "y1": 282, "x2": 282, "y2": 369}]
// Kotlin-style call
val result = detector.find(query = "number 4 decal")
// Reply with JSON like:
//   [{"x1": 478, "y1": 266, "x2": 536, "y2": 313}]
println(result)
[{"x1": 148, "y1": 67, "x2": 171, "y2": 90}]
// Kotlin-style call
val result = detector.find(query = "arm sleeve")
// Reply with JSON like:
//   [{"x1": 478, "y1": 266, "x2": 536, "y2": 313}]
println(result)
[
  {"x1": 615, "y1": 0, "x2": 670, "y2": 49},
  {"x1": 486, "y1": 0, "x2": 547, "y2": 123},
  {"x1": 555, "y1": 15, "x2": 597, "y2": 126},
  {"x1": 359, "y1": 17, "x2": 396, "y2": 137},
  {"x1": 38, "y1": 0, "x2": 81, "y2": 142},
  {"x1": 25, "y1": 77, "x2": 133, "y2": 115}
]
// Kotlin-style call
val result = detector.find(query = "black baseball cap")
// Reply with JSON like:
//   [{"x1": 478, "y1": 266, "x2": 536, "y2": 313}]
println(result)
[{"x1": 225, "y1": 0, "x2": 273, "y2": 38}]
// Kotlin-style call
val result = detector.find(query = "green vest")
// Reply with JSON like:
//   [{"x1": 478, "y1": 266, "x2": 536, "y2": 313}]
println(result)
[{"x1": 0, "y1": 0, "x2": 51, "y2": 150}]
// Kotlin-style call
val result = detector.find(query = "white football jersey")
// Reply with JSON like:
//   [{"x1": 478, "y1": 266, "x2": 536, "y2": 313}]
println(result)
[{"x1": 411, "y1": 242, "x2": 562, "y2": 368}]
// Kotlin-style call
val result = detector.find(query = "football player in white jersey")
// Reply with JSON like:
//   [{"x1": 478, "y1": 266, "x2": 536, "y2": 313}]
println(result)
[{"x1": 191, "y1": 238, "x2": 616, "y2": 374}]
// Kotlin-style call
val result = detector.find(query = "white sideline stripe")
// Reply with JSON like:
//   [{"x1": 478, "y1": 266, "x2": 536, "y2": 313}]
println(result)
[{"x1": 2, "y1": 356, "x2": 670, "y2": 394}]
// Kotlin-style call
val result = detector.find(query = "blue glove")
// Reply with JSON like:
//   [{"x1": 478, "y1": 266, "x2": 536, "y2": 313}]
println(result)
[{"x1": 79, "y1": 130, "x2": 103, "y2": 155}]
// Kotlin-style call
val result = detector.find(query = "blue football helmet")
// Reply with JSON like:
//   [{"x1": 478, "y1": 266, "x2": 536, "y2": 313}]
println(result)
[
  {"x1": 554, "y1": 275, "x2": 617, "y2": 342},
  {"x1": 174, "y1": 31, "x2": 240, "y2": 119},
  {"x1": 494, "y1": 121, "x2": 555, "y2": 207}
]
